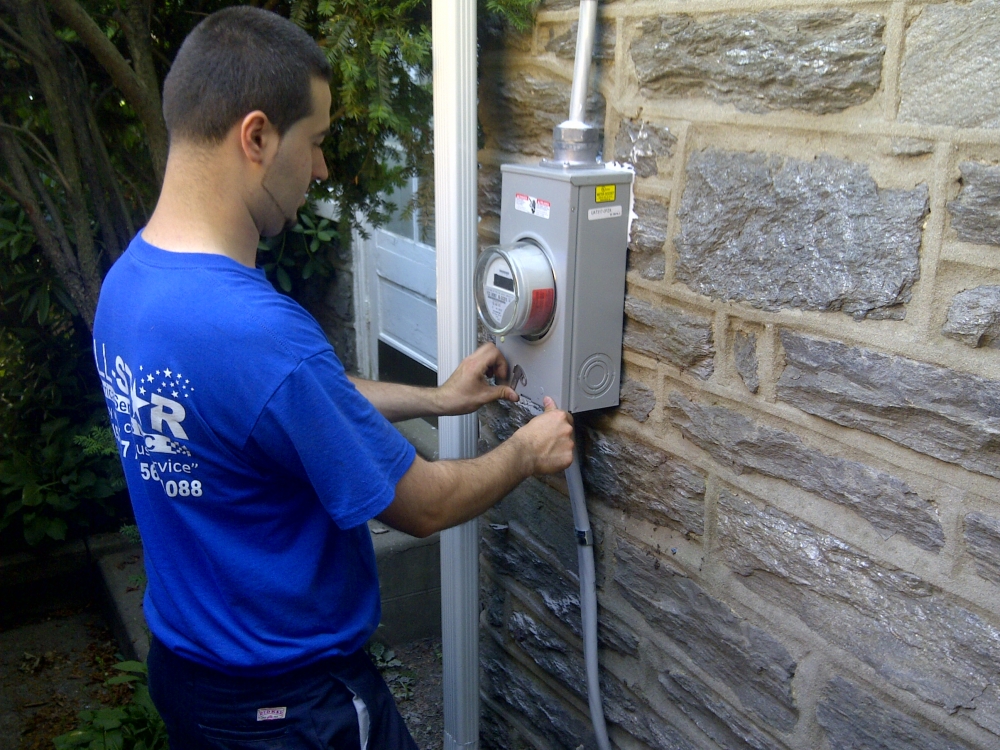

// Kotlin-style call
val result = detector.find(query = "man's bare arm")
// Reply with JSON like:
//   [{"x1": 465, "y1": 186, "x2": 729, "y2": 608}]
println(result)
[
  {"x1": 349, "y1": 343, "x2": 517, "y2": 422},
  {"x1": 377, "y1": 398, "x2": 574, "y2": 537}
]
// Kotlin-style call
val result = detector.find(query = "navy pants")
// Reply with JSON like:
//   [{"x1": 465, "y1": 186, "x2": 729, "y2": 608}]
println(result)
[{"x1": 147, "y1": 638, "x2": 418, "y2": 749}]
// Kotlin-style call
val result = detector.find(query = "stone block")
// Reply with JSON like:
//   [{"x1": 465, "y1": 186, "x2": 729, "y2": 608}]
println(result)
[
  {"x1": 629, "y1": 198, "x2": 669, "y2": 280},
  {"x1": 491, "y1": 477, "x2": 579, "y2": 575},
  {"x1": 631, "y1": 12, "x2": 884, "y2": 114},
  {"x1": 667, "y1": 392, "x2": 944, "y2": 551},
  {"x1": 733, "y1": 331, "x2": 759, "y2": 394},
  {"x1": 507, "y1": 607, "x2": 697, "y2": 750},
  {"x1": 899, "y1": 0, "x2": 1000, "y2": 129},
  {"x1": 614, "y1": 119, "x2": 676, "y2": 178},
  {"x1": 817, "y1": 676, "x2": 978, "y2": 750},
  {"x1": 942, "y1": 286, "x2": 1000, "y2": 348},
  {"x1": 482, "y1": 636, "x2": 599, "y2": 750},
  {"x1": 948, "y1": 162, "x2": 1000, "y2": 247},
  {"x1": 480, "y1": 69, "x2": 606, "y2": 156},
  {"x1": 614, "y1": 536, "x2": 799, "y2": 732},
  {"x1": 777, "y1": 330, "x2": 1000, "y2": 480},
  {"x1": 324, "y1": 269, "x2": 354, "y2": 320},
  {"x1": 583, "y1": 427, "x2": 706, "y2": 537},
  {"x1": 544, "y1": 20, "x2": 616, "y2": 60},
  {"x1": 482, "y1": 522, "x2": 581, "y2": 635},
  {"x1": 964, "y1": 512, "x2": 1000, "y2": 587},
  {"x1": 658, "y1": 668, "x2": 788, "y2": 750},
  {"x1": 624, "y1": 296, "x2": 715, "y2": 379},
  {"x1": 479, "y1": 166, "x2": 503, "y2": 221},
  {"x1": 676, "y1": 149, "x2": 928, "y2": 320},
  {"x1": 719, "y1": 490, "x2": 1000, "y2": 737},
  {"x1": 619, "y1": 375, "x2": 655, "y2": 423}
]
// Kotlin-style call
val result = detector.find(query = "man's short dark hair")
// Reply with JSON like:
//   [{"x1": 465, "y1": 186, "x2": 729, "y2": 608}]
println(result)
[{"x1": 162, "y1": 6, "x2": 332, "y2": 144}]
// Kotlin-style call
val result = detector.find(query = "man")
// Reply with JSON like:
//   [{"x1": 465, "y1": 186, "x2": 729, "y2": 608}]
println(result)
[{"x1": 92, "y1": 6, "x2": 574, "y2": 749}]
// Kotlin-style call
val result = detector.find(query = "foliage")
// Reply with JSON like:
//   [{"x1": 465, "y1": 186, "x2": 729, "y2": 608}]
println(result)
[
  {"x1": 366, "y1": 641, "x2": 415, "y2": 701},
  {"x1": 257, "y1": 202, "x2": 339, "y2": 296},
  {"x1": 53, "y1": 660, "x2": 168, "y2": 750},
  {"x1": 292, "y1": 0, "x2": 538, "y2": 234},
  {"x1": 0, "y1": 199, "x2": 124, "y2": 549}
]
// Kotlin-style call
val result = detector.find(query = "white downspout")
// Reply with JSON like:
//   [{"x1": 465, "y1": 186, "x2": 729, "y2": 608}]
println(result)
[{"x1": 433, "y1": 0, "x2": 480, "y2": 748}]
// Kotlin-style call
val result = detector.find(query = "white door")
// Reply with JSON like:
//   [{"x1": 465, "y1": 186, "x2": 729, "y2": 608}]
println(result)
[{"x1": 355, "y1": 176, "x2": 437, "y2": 379}]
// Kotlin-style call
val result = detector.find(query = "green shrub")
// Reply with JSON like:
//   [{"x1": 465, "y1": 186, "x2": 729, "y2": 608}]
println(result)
[{"x1": 53, "y1": 661, "x2": 167, "y2": 750}]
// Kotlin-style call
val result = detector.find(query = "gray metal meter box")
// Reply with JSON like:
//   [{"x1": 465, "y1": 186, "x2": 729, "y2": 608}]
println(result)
[{"x1": 492, "y1": 162, "x2": 632, "y2": 413}]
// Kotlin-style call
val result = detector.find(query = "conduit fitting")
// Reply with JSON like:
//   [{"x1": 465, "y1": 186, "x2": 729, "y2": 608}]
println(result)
[{"x1": 547, "y1": 121, "x2": 601, "y2": 167}]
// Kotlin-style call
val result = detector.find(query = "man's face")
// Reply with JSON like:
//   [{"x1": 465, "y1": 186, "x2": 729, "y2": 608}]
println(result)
[{"x1": 259, "y1": 77, "x2": 332, "y2": 237}]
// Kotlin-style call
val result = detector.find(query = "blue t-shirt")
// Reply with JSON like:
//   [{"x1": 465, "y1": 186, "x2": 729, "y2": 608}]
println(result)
[{"x1": 92, "y1": 233, "x2": 416, "y2": 675}]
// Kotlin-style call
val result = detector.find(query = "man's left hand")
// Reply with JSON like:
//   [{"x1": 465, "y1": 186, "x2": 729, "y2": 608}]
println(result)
[{"x1": 437, "y1": 343, "x2": 519, "y2": 416}]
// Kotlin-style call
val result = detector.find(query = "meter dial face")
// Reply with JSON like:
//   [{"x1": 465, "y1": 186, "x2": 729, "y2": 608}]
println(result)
[
  {"x1": 483, "y1": 256, "x2": 516, "y2": 330},
  {"x1": 474, "y1": 242, "x2": 556, "y2": 338}
]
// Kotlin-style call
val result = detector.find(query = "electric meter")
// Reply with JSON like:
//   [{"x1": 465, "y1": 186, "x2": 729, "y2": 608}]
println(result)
[{"x1": 475, "y1": 242, "x2": 556, "y2": 339}]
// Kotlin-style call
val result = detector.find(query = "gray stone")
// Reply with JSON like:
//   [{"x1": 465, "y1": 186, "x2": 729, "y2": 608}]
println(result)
[
  {"x1": 614, "y1": 537, "x2": 799, "y2": 731},
  {"x1": 480, "y1": 70, "x2": 607, "y2": 156},
  {"x1": 818, "y1": 676, "x2": 978, "y2": 750},
  {"x1": 545, "y1": 20, "x2": 616, "y2": 61},
  {"x1": 624, "y1": 297, "x2": 715, "y2": 379},
  {"x1": 719, "y1": 490, "x2": 1000, "y2": 736},
  {"x1": 964, "y1": 512, "x2": 1000, "y2": 587},
  {"x1": 631, "y1": 11, "x2": 885, "y2": 114},
  {"x1": 507, "y1": 608, "x2": 698, "y2": 750},
  {"x1": 899, "y1": 0, "x2": 1000, "y2": 129},
  {"x1": 778, "y1": 330, "x2": 1000, "y2": 480},
  {"x1": 629, "y1": 198, "x2": 669, "y2": 280},
  {"x1": 942, "y1": 286, "x2": 1000, "y2": 348},
  {"x1": 676, "y1": 149, "x2": 928, "y2": 321},
  {"x1": 583, "y1": 427, "x2": 706, "y2": 537},
  {"x1": 323, "y1": 269, "x2": 354, "y2": 320},
  {"x1": 614, "y1": 119, "x2": 676, "y2": 178},
  {"x1": 481, "y1": 637, "x2": 598, "y2": 750},
  {"x1": 490, "y1": 476, "x2": 580, "y2": 574},
  {"x1": 667, "y1": 392, "x2": 944, "y2": 551},
  {"x1": 733, "y1": 331, "x2": 759, "y2": 394},
  {"x1": 479, "y1": 166, "x2": 503, "y2": 221},
  {"x1": 658, "y1": 668, "x2": 788, "y2": 750},
  {"x1": 482, "y1": 522, "x2": 582, "y2": 636},
  {"x1": 619, "y1": 375, "x2": 655, "y2": 423},
  {"x1": 948, "y1": 162, "x2": 1000, "y2": 247},
  {"x1": 889, "y1": 138, "x2": 934, "y2": 158}
]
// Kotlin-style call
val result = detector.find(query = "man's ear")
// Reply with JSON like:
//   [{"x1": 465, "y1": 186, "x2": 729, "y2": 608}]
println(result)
[{"x1": 239, "y1": 110, "x2": 276, "y2": 165}]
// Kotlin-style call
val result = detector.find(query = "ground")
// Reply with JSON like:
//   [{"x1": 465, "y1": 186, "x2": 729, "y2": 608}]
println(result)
[{"x1": 0, "y1": 575, "x2": 444, "y2": 750}]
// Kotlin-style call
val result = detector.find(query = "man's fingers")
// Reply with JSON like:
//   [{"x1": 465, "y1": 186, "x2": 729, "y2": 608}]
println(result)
[
  {"x1": 543, "y1": 396, "x2": 556, "y2": 412},
  {"x1": 498, "y1": 385, "x2": 519, "y2": 402}
]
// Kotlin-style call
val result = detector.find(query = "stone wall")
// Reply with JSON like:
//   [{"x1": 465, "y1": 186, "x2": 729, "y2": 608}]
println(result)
[{"x1": 476, "y1": 1, "x2": 1000, "y2": 748}]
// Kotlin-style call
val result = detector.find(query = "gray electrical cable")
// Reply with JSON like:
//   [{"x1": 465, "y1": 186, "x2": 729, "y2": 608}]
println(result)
[{"x1": 565, "y1": 455, "x2": 611, "y2": 750}]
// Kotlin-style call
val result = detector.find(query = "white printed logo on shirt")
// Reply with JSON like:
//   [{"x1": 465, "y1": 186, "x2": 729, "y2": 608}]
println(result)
[{"x1": 95, "y1": 342, "x2": 203, "y2": 498}]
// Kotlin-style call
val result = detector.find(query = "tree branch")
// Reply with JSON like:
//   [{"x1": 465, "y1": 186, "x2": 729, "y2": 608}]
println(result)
[
  {"x1": 46, "y1": 0, "x2": 166, "y2": 182},
  {"x1": 0, "y1": 121, "x2": 72, "y2": 192}
]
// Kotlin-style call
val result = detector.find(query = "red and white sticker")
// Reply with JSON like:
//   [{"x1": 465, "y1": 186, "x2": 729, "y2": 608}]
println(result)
[
  {"x1": 257, "y1": 707, "x2": 287, "y2": 721},
  {"x1": 514, "y1": 193, "x2": 551, "y2": 219}
]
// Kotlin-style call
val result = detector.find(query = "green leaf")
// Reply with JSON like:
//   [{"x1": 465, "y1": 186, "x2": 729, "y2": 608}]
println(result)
[
  {"x1": 22, "y1": 483, "x2": 43, "y2": 506},
  {"x1": 276, "y1": 266, "x2": 292, "y2": 292},
  {"x1": 104, "y1": 674, "x2": 139, "y2": 685},
  {"x1": 46, "y1": 517, "x2": 68, "y2": 540},
  {"x1": 113, "y1": 660, "x2": 148, "y2": 675}
]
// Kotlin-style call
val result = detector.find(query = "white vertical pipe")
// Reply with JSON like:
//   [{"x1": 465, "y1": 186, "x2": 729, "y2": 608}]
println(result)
[
  {"x1": 567, "y1": 0, "x2": 598, "y2": 124},
  {"x1": 433, "y1": 0, "x2": 480, "y2": 748}
]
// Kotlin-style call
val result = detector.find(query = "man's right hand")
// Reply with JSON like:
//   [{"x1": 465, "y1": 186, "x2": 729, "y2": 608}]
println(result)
[{"x1": 512, "y1": 396, "x2": 575, "y2": 476}]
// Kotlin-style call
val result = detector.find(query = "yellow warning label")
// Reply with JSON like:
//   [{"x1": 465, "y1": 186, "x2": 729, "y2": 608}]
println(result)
[{"x1": 595, "y1": 185, "x2": 616, "y2": 203}]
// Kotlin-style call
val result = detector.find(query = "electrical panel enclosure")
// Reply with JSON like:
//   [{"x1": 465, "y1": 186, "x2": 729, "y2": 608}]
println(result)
[{"x1": 493, "y1": 162, "x2": 632, "y2": 414}]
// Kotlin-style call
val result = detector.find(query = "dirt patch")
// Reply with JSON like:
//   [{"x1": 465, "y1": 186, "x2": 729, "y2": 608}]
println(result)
[
  {"x1": 387, "y1": 637, "x2": 444, "y2": 750},
  {"x1": 0, "y1": 606, "x2": 131, "y2": 750}
]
